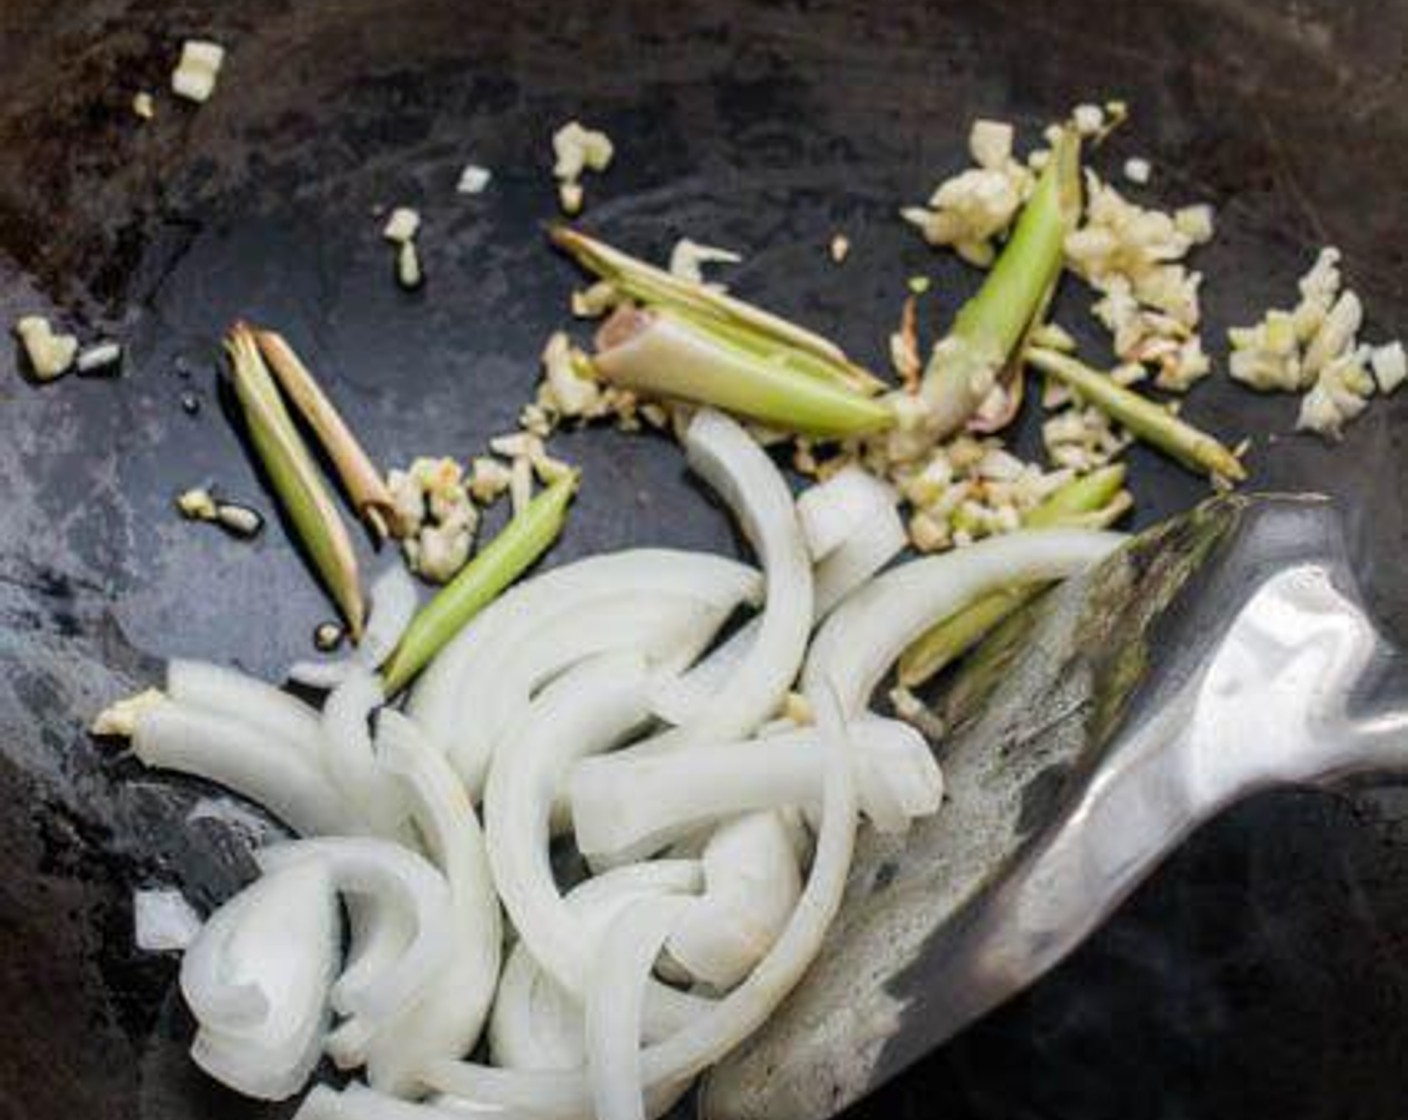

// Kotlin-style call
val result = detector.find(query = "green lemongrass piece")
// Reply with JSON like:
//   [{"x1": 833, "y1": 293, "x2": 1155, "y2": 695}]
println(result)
[
  {"x1": 921, "y1": 128, "x2": 1083, "y2": 436},
  {"x1": 253, "y1": 328, "x2": 399, "y2": 541},
  {"x1": 552, "y1": 225, "x2": 885, "y2": 395},
  {"x1": 226, "y1": 323, "x2": 366, "y2": 638},
  {"x1": 381, "y1": 472, "x2": 578, "y2": 693},
  {"x1": 592, "y1": 307, "x2": 893, "y2": 439},
  {"x1": 897, "y1": 464, "x2": 1128, "y2": 688},
  {"x1": 1027, "y1": 347, "x2": 1248, "y2": 482}
]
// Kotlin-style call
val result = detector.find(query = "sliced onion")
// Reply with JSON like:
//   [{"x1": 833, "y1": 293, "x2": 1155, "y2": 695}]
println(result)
[
  {"x1": 408, "y1": 550, "x2": 761, "y2": 795},
  {"x1": 367, "y1": 712, "x2": 503, "y2": 1095},
  {"x1": 649, "y1": 616, "x2": 759, "y2": 728},
  {"x1": 294, "y1": 1081, "x2": 524, "y2": 1120},
  {"x1": 181, "y1": 860, "x2": 341, "y2": 1100},
  {"x1": 490, "y1": 860, "x2": 705, "y2": 1072},
  {"x1": 420, "y1": 680, "x2": 860, "y2": 1116},
  {"x1": 133, "y1": 886, "x2": 202, "y2": 952},
  {"x1": 359, "y1": 565, "x2": 421, "y2": 668},
  {"x1": 586, "y1": 894, "x2": 697, "y2": 1120},
  {"x1": 258, "y1": 837, "x2": 454, "y2": 1027},
  {"x1": 134, "y1": 700, "x2": 354, "y2": 836},
  {"x1": 468, "y1": 593, "x2": 732, "y2": 798},
  {"x1": 288, "y1": 659, "x2": 357, "y2": 690},
  {"x1": 812, "y1": 502, "x2": 907, "y2": 620},
  {"x1": 795, "y1": 466, "x2": 897, "y2": 563},
  {"x1": 647, "y1": 410, "x2": 813, "y2": 744},
  {"x1": 666, "y1": 812, "x2": 801, "y2": 990},
  {"x1": 168, "y1": 659, "x2": 323, "y2": 754},
  {"x1": 805, "y1": 528, "x2": 1125, "y2": 715},
  {"x1": 321, "y1": 669, "x2": 404, "y2": 837},
  {"x1": 570, "y1": 716, "x2": 938, "y2": 859},
  {"x1": 325, "y1": 895, "x2": 416, "y2": 1069}
]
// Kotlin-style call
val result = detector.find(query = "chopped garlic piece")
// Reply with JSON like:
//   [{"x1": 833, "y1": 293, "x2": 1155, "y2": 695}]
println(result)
[
  {"x1": 175, "y1": 487, "x2": 218, "y2": 521},
  {"x1": 76, "y1": 341, "x2": 122, "y2": 373},
  {"x1": 1302, "y1": 291, "x2": 1362, "y2": 382},
  {"x1": 1372, "y1": 342, "x2": 1407, "y2": 394},
  {"x1": 558, "y1": 182, "x2": 583, "y2": 215},
  {"x1": 14, "y1": 315, "x2": 78, "y2": 381},
  {"x1": 171, "y1": 40, "x2": 225, "y2": 103},
  {"x1": 1071, "y1": 103, "x2": 1105, "y2": 136},
  {"x1": 1122, "y1": 157, "x2": 1151, "y2": 185},
  {"x1": 668, "y1": 239, "x2": 742, "y2": 285},
  {"x1": 781, "y1": 691, "x2": 813, "y2": 725},
  {"x1": 91, "y1": 687, "x2": 166, "y2": 737},
  {"x1": 539, "y1": 331, "x2": 601, "y2": 418},
  {"x1": 1174, "y1": 204, "x2": 1215, "y2": 244},
  {"x1": 829, "y1": 234, "x2": 851, "y2": 264},
  {"x1": 571, "y1": 281, "x2": 619, "y2": 318},
  {"x1": 396, "y1": 241, "x2": 423, "y2": 289},
  {"x1": 386, "y1": 469, "x2": 426, "y2": 535},
  {"x1": 552, "y1": 121, "x2": 615, "y2": 181},
  {"x1": 907, "y1": 276, "x2": 931, "y2": 295},
  {"x1": 383, "y1": 207, "x2": 421, "y2": 243},
  {"x1": 456, "y1": 164, "x2": 492, "y2": 195},
  {"x1": 1297, "y1": 347, "x2": 1375, "y2": 438},
  {"x1": 968, "y1": 119, "x2": 1015, "y2": 170},
  {"x1": 417, "y1": 520, "x2": 474, "y2": 583},
  {"x1": 469, "y1": 456, "x2": 513, "y2": 503},
  {"x1": 132, "y1": 91, "x2": 155, "y2": 120}
]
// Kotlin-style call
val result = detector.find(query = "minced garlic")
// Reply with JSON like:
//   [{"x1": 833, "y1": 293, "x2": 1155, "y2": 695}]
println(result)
[
  {"x1": 383, "y1": 207, "x2": 421, "y2": 243},
  {"x1": 171, "y1": 40, "x2": 225, "y2": 104},
  {"x1": 14, "y1": 315, "x2": 78, "y2": 381},
  {"x1": 552, "y1": 121, "x2": 613, "y2": 215},
  {"x1": 668, "y1": 239, "x2": 742, "y2": 285},
  {"x1": 828, "y1": 234, "x2": 851, "y2": 263},
  {"x1": 175, "y1": 487, "x2": 218, "y2": 521},
  {"x1": 91, "y1": 687, "x2": 166, "y2": 737}
]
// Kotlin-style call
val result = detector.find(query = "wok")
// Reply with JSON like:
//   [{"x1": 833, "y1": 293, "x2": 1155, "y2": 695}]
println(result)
[{"x1": 0, "y1": 0, "x2": 1406, "y2": 1118}]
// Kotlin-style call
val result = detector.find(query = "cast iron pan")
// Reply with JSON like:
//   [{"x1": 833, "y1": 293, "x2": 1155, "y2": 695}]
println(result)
[{"x1": 1, "y1": 0, "x2": 1406, "y2": 1118}]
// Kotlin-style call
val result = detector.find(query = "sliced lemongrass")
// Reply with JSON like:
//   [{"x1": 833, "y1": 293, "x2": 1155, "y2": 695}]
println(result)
[
  {"x1": 226, "y1": 322, "x2": 366, "y2": 637},
  {"x1": 920, "y1": 128, "x2": 1082, "y2": 438},
  {"x1": 552, "y1": 226, "x2": 883, "y2": 394},
  {"x1": 897, "y1": 464, "x2": 1130, "y2": 687},
  {"x1": 254, "y1": 328, "x2": 400, "y2": 539},
  {"x1": 592, "y1": 308, "x2": 892, "y2": 439},
  {"x1": 1027, "y1": 347, "x2": 1247, "y2": 482},
  {"x1": 381, "y1": 471, "x2": 577, "y2": 693}
]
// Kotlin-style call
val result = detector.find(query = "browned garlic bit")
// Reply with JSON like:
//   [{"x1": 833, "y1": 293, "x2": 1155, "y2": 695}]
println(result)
[
  {"x1": 171, "y1": 40, "x2": 225, "y2": 104},
  {"x1": 552, "y1": 121, "x2": 613, "y2": 215},
  {"x1": 14, "y1": 316, "x2": 78, "y2": 381}
]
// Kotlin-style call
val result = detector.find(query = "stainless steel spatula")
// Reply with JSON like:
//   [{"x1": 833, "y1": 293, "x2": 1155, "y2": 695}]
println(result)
[{"x1": 703, "y1": 494, "x2": 1408, "y2": 1120}]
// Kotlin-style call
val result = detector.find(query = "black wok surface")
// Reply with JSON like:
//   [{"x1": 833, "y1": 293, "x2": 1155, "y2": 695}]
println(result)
[{"x1": 1, "y1": 0, "x2": 1406, "y2": 1117}]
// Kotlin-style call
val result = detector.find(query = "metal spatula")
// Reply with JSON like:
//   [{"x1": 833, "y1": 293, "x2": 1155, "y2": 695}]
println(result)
[{"x1": 703, "y1": 494, "x2": 1408, "y2": 1120}]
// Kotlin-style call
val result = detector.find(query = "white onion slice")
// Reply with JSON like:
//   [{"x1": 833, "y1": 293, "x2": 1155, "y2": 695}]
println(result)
[
  {"x1": 133, "y1": 886, "x2": 202, "y2": 952},
  {"x1": 134, "y1": 700, "x2": 354, "y2": 836},
  {"x1": 294, "y1": 1082, "x2": 525, "y2": 1120},
  {"x1": 359, "y1": 565, "x2": 421, "y2": 668},
  {"x1": 409, "y1": 550, "x2": 761, "y2": 795},
  {"x1": 181, "y1": 860, "x2": 341, "y2": 1100},
  {"x1": 812, "y1": 502, "x2": 907, "y2": 620},
  {"x1": 490, "y1": 860, "x2": 705, "y2": 1072},
  {"x1": 325, "y1": 895, "x2": 416, "y2": 1069},
  {"x1": 168, "y1": 659, "x2": 323, "y2": 754},
  {"x1": 805, "y1": 528, "x2": 1125, "y2": 715},
  {"x1": 419, "y1": 680, "x2": 860, "y2": 1117},
  {"x1": 289, "y1": 567, "x2": 421, "y2": 690},
  {"x1": 258, "y1": 837, "x2": 453, "y2": 1027},
  {"x1": 647, "y1": 410, "x2": 813, "y2": 744},
  {"x1": 795, "y1": 465, "x2": 897, "y2": 562},
  {"x1": 586, "y1": 894, "x2": 696, "y2": 1120},
  {"x1": 321, "y1": 669, "x2": 404, "y2": 837},
  {"x1": 366, "y1": 712, "x2": 502, "y2": 1094},
  {"x1": 470, "y1": 593, "x2": 732, "y2": 795},
  {"x1": 666, "y1": 812, "x2": 801, "y2": 990},
  {"x1": 570, "y1": 716, "x2": 938, "y2": 859}
]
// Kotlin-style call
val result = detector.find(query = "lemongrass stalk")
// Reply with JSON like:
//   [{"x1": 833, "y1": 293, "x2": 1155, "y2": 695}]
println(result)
[
  {"x1": 552, "y1": 225, "x2": 885, "y2": 395},
  {"x1": 253, "y1": 329, "x2": 399, "y2": 540},
  {"x1": 226, "y1": 322, "x2": 366, "y2": 638},
  {"x1": 1026, "y1": 347, "x2": 1247, "y2": 482},
  {"x1": 592, "y1": 307, "x2": 893, "y2": 439},
  {"x1": 920, "y1": 128, "x2": 1083, "y2": 437},
  {"x1": 897, "y1": 465, "x2": 1128, "y2": 688},
  {"x1": 381, "y1": 472, "x2": 578, "y2": 693}
]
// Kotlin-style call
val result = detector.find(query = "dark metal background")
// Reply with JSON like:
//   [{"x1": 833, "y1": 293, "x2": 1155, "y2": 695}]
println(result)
[{"x1": 0, "y1": 0, "x2": 1405, "y2": 1117}]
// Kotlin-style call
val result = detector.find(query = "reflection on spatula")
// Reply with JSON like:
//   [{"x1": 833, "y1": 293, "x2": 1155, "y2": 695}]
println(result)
[{"x1": 703, "y1": 494, "x2": 1408, "y2": 1120}]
